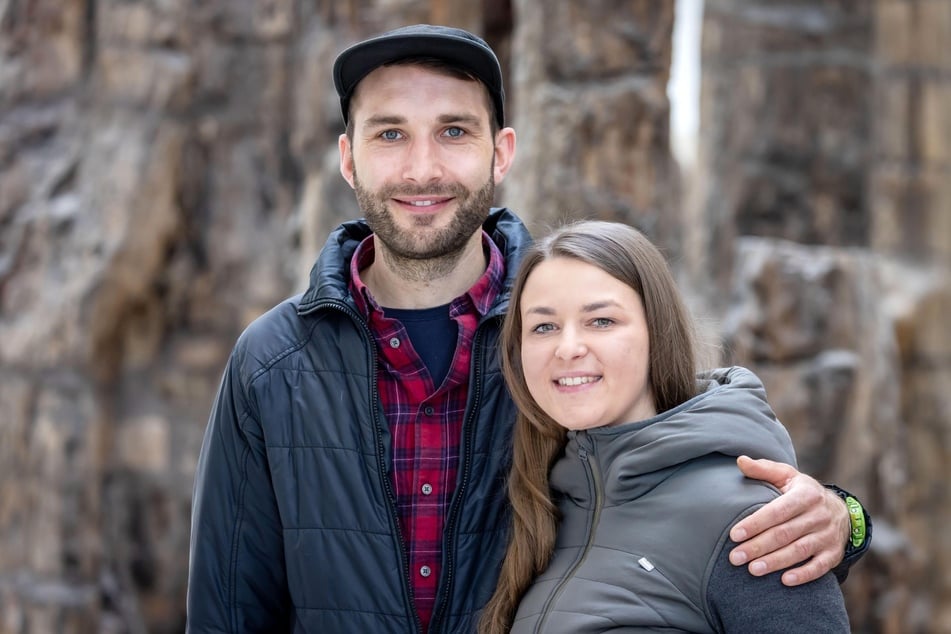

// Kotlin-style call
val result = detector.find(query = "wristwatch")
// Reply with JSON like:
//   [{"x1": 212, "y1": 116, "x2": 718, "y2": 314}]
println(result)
[{"x1": 825, "y1": 484, "x2": 872, "y2": 581}]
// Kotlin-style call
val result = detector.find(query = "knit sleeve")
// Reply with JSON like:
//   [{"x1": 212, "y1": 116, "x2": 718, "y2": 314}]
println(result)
[{"x1": 705, "y1": 539, "x2": 851, "y2": 633}]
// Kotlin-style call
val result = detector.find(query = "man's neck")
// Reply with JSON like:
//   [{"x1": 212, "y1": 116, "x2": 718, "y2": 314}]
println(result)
[{"x1": 361, "y1": 233, "x2": 487, "y2": 309}]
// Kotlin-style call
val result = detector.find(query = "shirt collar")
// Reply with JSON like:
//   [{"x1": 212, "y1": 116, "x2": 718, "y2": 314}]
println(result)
[{"x1": 349, "y1": 231, "x2": 505, "y2": 319}]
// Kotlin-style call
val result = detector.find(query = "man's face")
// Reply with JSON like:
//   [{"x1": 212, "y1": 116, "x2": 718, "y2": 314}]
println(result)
[{"x1": 339, "y1": 64, "x2": 515, "y2": 262}]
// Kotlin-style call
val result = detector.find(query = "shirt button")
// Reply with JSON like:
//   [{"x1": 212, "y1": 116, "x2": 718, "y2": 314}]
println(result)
[
  {"x1": 420, "y1": 565, "x2": 432, "y2": 578},
  {"x1": 389, "y1": 337, "x2": 400, "y2": 348},
  {"x1": 421, "y1": 483, "x2": 433, "y2": 495},
  {"x1": 424, "y1": 406, "x2": 434, "y2": 415}
]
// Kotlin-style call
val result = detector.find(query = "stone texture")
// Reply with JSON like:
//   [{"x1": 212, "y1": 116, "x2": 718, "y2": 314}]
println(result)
[
  {"x1": 698, "y1": 1, "x2": 951, "y2": 631},
  {"x1": 693, "y1": 0, "x2": 875, "y2": 295},
  {"x1": 722, "y1": 239, "x2": 950, "y2": 632},
  {"x1": 1, "y1": 0, "x2": 949, "y2": 632},
  {"x1": 871, "y1": 0, "x2": 951, "y2": 265},
  {"x1": 505, "y1": 0, "x2": 679, "y2": 248}
]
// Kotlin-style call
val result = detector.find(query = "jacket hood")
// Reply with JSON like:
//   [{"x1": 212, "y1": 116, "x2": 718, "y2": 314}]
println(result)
[
  {"x1": 297, "y1": 207, "x2": 532, "y2": 316},
  {"x1": 554, "y1": 366, "x2": 796, "y2": 503}
]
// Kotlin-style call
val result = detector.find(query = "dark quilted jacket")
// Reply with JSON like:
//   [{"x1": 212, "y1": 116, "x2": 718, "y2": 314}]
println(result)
[{"x1": 186, "y1": 208, "x2": 532, "y2": 633}]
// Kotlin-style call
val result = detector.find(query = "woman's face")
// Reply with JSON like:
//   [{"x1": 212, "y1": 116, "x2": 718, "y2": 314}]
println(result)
[{"x1": 518, "y1": 257, "x2": 656, "y2": 430}]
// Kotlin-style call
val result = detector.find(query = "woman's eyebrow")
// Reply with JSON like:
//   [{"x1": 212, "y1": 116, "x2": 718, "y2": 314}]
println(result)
[
  {"x1": 581, "y1": 300, "x2": 621, "y2": 312},
  {"x1": 524, "y1": 305, "x2": 555, "y2": 316}
]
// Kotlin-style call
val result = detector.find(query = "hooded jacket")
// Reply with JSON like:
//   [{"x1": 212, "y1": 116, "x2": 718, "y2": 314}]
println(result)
[
  {"x1": 186, "y1": 208, "x2": 531, "y2": 633},
  {"x1": 511, "y1": 366, "x2": 849, "y2": 633}
]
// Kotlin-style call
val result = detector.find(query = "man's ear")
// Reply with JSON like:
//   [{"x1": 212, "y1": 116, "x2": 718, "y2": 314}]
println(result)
[
  {"x1": 339, "y1": 133, "x2": 356, "y2": 188},
  {"x1": 492, "y1": 127, "x2": 517, "y2": 185}
]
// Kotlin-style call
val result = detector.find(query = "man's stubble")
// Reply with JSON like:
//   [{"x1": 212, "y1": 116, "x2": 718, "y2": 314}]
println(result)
[{"x1": 352, "y1": 164, "x2": 496, "y2": 282}]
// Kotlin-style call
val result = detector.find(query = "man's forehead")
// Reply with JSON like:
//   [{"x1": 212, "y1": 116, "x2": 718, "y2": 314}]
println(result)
[
  {"x1": 349, "y1": 65, "x2": 494, "y2": 125},
  {"x1": 354, "y1": 63, "x2": 482, "y2": 94}
]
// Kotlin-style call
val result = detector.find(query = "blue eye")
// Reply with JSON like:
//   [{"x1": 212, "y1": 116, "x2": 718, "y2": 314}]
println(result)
[
  {"x1": 530, "y1": 323, "x2": 556, "y2": 334},
  {"x1": 591, "y1": 318, "x2": 614, "y2": 328},
  {"x1": 444, "y1": 127, "x2": 465, "y2": 138},
  {"x1": 381, "y1": 130, "x2": 402, "y2": 141}
]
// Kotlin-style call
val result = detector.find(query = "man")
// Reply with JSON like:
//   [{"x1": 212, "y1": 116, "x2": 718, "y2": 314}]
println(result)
[{"x1": 186, "y1": 24, "x2": 870, "y2": 633}]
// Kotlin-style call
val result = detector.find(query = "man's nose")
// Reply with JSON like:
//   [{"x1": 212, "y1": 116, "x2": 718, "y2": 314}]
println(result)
[{"x1": 401, "y1": 138, "x2": 444, "y2": 183}]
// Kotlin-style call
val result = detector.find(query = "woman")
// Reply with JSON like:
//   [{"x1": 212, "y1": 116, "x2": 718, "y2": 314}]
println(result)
[{"x1": 479, "y1": 220, "x2": 849, "y2": 633}]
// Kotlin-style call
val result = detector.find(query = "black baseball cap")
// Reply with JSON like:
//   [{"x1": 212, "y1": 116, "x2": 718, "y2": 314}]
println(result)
[{"x1": 333, "y1": 24, "x2": 505, "y2": 128}]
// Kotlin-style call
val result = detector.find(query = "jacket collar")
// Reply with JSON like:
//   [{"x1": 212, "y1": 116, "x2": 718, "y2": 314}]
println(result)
[{"x1": 297, "y1": 207, "x2": 532, "y2": 317}]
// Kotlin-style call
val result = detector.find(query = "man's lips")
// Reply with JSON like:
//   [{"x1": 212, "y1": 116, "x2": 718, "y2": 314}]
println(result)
[{"x1": 393, "y1": 196, "x2": 453, "y2": 208}]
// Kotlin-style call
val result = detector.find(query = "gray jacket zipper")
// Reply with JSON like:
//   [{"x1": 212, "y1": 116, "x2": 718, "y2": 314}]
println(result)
[{"x1": 534, "y1": 432, "x2": 603, "y2": 633}]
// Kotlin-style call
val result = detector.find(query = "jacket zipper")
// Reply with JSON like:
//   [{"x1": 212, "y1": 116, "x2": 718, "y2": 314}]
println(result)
[
  {"x1": 534, "y1": 432, "x2": 603, "y2": 634},
  {"x1": 427, "y1": 321, "x2": 490, "y2": 633},
  {"x1": 323, "y1": 299, "x2": 424, "y2": 634}
]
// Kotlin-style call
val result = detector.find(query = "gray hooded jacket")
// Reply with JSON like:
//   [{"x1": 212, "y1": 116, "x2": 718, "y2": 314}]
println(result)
[{"x1": 511, "y1": 366, "x2": 849, "y2": 633}]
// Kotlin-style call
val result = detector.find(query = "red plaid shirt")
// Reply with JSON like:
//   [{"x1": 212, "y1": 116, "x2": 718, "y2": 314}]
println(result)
[{"x1": 349, "y1": 232, "x2": 505, "y2": 631}]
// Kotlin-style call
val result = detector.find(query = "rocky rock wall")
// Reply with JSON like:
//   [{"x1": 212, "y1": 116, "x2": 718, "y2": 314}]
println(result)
[
  {"x1": 504, "y1": 0, "x2": 680, "y2": 249},
  {"x1": 0, "y1": 0, "x2": 947, "y2": 632},
  {"x1": 698, "y1": 1, "x2": 951, "y2": 632}
]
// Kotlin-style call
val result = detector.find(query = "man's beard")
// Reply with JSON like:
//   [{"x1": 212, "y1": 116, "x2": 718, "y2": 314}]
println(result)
[{"x1": 353, "y1": 168, "x2": 495, "y2": 280}]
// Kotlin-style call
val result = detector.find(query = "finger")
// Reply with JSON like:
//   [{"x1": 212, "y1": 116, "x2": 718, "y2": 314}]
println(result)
[
  {"x1": 729, "y1": 513, "x2": 814, "y2": 566},
  {"x1": 730, "y1": 493, "x2": 802, "y2": 542},
  {"x1": 739, "y1": 533, "x2": 818, "y2": 576},
  {"x1": 779, "y1": 550, "x2": 841, "y2": 586},
  {"x1": 731, "y1": 472, "x2": 828, "y2": 543},
  {"x1": 736, "y1": 455, "x2": 797, "y2": 490}
]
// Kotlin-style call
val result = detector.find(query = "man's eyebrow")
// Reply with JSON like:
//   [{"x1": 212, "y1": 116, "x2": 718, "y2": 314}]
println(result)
[
  {"x1": 437, "y1": 113, "x2": 484, "y2": 127},
  {"x1": 362, "y1": 114, "x2": 406, "y2": 128},
  {"x1": 360, "y1": 113, "x2": 485, "y2": 131}
]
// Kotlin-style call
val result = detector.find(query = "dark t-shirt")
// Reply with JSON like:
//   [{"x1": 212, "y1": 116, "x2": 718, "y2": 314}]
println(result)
[{"x1": 383, "y1": 303, "x2": 458, "y2": 388}]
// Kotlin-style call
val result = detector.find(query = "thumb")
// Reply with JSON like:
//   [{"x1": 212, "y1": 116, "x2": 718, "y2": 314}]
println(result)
[{"x1": 736, "y1": 455, "x2": 796, "y2": 490}]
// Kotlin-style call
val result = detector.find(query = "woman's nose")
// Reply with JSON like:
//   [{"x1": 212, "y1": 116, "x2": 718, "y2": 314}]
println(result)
[{"x1": 554, "y1": 329, "x2": 587, "y2": 360}]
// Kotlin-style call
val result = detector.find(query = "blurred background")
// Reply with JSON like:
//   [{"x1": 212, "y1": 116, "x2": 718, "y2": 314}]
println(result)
[{"x1": 1, "y1": 0, "x2": 949, "y2": 632}]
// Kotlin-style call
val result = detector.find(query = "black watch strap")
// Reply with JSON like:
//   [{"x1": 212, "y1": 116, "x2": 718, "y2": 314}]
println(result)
[{"x1": 824, "y1": 484, "x2": 872, "y2": 583}]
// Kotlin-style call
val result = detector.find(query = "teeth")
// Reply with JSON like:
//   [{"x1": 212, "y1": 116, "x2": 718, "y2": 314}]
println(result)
[
  {"x1": 558, "y1": 376, "x2": 597, "y2": 386},
  {"x1": 409, "y1": 200, "x2": 437, "y2": 207}
]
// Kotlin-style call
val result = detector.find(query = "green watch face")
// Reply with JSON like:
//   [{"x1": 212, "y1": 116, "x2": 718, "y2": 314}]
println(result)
[{"x1": 845, "y1": 496, "x2": 866, "y2": 548}]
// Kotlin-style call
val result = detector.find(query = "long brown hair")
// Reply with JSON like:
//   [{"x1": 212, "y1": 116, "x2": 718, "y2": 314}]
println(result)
[{"x1": 478, "y1": 220, "x2": 700, "y2": 634}]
